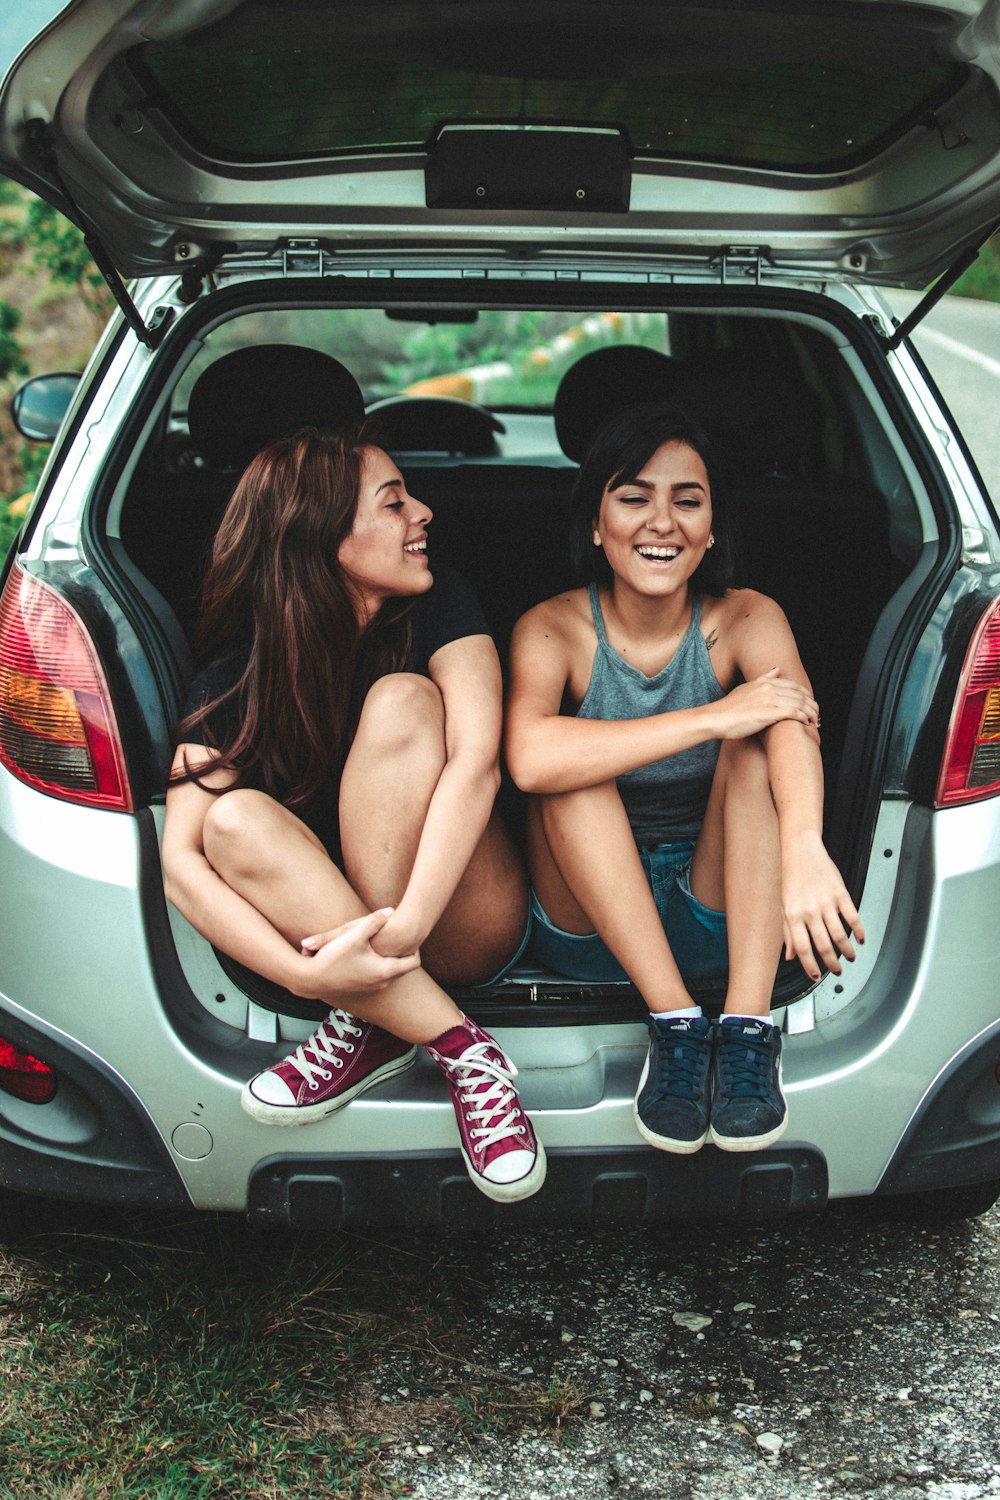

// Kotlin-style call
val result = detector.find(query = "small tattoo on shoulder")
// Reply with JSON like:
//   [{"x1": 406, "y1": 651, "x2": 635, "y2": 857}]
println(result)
[{"x1": 705, "y1": 629, "x2": 719, "y2": 651}]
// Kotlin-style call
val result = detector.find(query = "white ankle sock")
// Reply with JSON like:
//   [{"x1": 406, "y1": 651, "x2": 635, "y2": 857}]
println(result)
[{"x1": 650, "y1": 1005, "x2": 703, "y2": 1021}]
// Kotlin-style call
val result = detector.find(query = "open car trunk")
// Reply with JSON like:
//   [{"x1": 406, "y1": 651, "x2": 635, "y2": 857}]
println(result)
[{"x1": 99, "y1": 273, "x2": 950, "y2": 1037}]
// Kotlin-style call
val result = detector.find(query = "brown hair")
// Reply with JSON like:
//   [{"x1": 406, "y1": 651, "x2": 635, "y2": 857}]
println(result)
[{"x1": 173, "y1": 425, "x2": 413, "y2": 806}]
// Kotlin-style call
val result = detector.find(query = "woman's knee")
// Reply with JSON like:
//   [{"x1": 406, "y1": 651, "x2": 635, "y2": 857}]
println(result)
[
  {"x1": 538, "y1": 779, "x2": 623, "y2": 840},
  {"x1": 717, "y1": 733, "x2": 769, "y2": 787},
  {"x1": 202, "y1": 788, "x2": 285, "y2": 874},
  {"x1": 353, "y1": 673, "x2": 445, "y2": 758}
]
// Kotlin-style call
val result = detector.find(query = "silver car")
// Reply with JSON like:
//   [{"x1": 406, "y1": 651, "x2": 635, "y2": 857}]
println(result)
[{"x1": 2, "y1": 0, "x2": 1000, "y2": 1229}]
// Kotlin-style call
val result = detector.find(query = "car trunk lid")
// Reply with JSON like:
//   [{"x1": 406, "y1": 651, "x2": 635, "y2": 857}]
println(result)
[{"x1": 2, "y1": 0, "x2": 1000, "y2": 290}]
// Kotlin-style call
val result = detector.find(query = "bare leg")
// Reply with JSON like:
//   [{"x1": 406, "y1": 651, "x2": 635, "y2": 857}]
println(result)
[
  {"x1": 338, "y1": 674, "x2": 447, "y2": 911},
  {"x1": 202, "y1": 788, "x2": 463, "y2": 1044},
  {"x1": 688, "y1": 735, "x2": 783, "y2": 1016},
  {"x1": 529, "y1": 785, "x2": 693, "y2": 1013},
  {"x1": 339, "y1": 673, "x2": 528, "y2": 985}
]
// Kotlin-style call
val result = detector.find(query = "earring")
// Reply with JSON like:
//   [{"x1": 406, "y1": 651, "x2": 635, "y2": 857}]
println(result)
[
  {"x1": 593, "y1": 529, "x2": 602, "y2": 547},
  {"x1": 707, "y1": 534, "x2": 715, "y2": 549}
]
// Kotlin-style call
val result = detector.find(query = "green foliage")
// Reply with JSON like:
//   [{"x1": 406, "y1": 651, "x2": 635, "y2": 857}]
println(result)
[
  {"x1": 0, "y1": 301, "x2": 27, "y2": 384},
  {"x1": 374, "y1": 310, "x2": 561, "y2": 395},
  {"x1": 23, "y1": 198, "x2": 109, "y2": 318},
  {"x1": 951, "y1": 238, "x2": 1000, "y2": 302},
  {"x1": 16, "y1": 438, "x2": 51, "y2": 494},
  {"x1": 0, "y1": 501, "x2": 21, "y2": 562},
  {"x1": 0, "y1": 448, "x2": 49, "y2": 562}
]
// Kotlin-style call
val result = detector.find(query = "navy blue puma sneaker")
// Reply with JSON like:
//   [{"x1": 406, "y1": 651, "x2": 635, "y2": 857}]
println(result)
[
  {"x1": 710, "y1": 1017, "x2": 788, "y2": 1151},
  {"x1": 633, "y1": 1012, "x2": 714, "y2": 1153}
]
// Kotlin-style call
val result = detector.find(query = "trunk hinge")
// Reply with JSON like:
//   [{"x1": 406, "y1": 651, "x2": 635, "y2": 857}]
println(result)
[
  {"x1": 882, "y1": 220, "x2": 1000, "y2": 351},
  {"x1": 282, "y1": 239, "x2": 326, "y2": 276},
  {"x1": 25, "y1": 121, "x2": 174, "y2": 350},
  {"x1": 715, "y1": 246, "x2": 768, "y2": 285}
]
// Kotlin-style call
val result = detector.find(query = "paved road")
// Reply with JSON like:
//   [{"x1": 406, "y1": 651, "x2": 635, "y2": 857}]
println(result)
[
  {"x1": 885, "y1": 290, "x2": 1000, "y2": 499},
  {"x1": 385, "y1": 1206, "x2": 1000, "y2": 1499}
]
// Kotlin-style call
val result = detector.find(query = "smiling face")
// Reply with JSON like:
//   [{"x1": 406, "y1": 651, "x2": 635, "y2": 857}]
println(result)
[
  {"x1": 337, "y1": 446, "x2": 433, "y2": 619},
  {"x1": 594, "y1": 440, "x2": 713, "y2": 603}
]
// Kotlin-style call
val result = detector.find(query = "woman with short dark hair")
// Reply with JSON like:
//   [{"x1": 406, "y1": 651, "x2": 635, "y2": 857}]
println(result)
[
  {"x1": 162, "y1": 426, "x2": 545, "y2": 1203},
  {"x1": 506, "y1": 402, "x2": 863, "y2": 1157}
]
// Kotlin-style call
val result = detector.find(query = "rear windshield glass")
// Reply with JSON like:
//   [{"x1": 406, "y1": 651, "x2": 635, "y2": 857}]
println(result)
[
  {"x1": 133, "y1": 0, "x2": 965, "y2": 172},
  {"x1": 173, "y1": 308, "x2": 671, "y2": 414}
]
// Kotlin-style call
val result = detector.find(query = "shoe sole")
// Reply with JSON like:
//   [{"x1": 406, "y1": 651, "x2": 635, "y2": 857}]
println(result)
[
  {"x1": 631, "y1": 1052, "x2": 709, "y2": 1155},
  {"x1": 709, "y1": 1113, "x2": 789, "y2": 1152},
  {"x1": 240, "y1": 1046, "x2": 418, "y2": 1126},
  {"x1": 459, "y1": 1138, "x2": 548, "y2": 1203}
]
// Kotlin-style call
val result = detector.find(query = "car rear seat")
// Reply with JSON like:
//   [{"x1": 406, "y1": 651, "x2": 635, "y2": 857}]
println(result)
[{"x1": 120, "y1": 345, "x2": 366, "y2": 638}]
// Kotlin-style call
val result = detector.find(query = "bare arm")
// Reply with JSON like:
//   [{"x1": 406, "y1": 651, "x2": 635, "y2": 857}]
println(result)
[
  {"x1": 732, "y1": 594, "x2": 865, "y2": 978},
  {"x1": 504, "y1": 602, "x2": 820, "y2": 795},
  {"x1": 162, "y1": 747, "x2": 418, "y2": 1000},
  {"x1": 372, "y1": 634, "x2": 504, "y2": 957}
]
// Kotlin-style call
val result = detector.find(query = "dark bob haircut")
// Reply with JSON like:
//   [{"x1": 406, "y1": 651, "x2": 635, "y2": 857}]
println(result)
[{"x1": 569, "y1": 401, "x2": 739, "y2": 598}]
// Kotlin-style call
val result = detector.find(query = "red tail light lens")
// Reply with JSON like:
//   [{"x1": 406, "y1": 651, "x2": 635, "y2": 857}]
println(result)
[
  {"x1": 0, "y1": 563, "x2": 132, "y2": 810},
  {"x1": 0, "y1": 1036, "x2": 57, "y2": 1104},
  {"x1": 936, "y1": 597, "x2": 1000, "y2": 807}
]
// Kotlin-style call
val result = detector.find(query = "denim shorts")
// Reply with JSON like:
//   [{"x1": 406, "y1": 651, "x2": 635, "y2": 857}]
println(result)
[
  {"x1": 529, "y1": 839, "x2": 729, "y2": 984},
  {"x1": 474, "y1": 907, "x2": 533, "y2": 988}
]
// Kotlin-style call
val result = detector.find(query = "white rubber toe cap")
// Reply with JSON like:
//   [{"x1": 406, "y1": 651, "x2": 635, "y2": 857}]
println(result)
[
  {"x1": 247, "y1": 1071, "x2": 298, "y2": 1107},
  {"x1": 482, "y1": 1148, "x2": 537, "y2": 1184}
]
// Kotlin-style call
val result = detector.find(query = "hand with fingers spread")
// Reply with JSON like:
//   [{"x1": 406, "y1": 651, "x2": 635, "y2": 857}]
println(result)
[
  {"x1": 300, "y1": 907, "x2": 421, "y2": 996},
  {"x1": 709, "y1": 668, "x2": 820, "y2": 742},
  {"x1": 781, "y1": 831, "x2": 866, "y2": 982}
]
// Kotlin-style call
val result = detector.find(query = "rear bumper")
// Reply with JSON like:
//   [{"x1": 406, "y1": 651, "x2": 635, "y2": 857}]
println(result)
[
  {"x1": 0, "y1": 1007, "x2": 189, "y2": 1210},
  {"x1": 247, "y1": 1144, "x2": 829, "y2": 1229},
  {"x1": 877, "y1": 1018, "x2": 1000, "y2": 1197}
]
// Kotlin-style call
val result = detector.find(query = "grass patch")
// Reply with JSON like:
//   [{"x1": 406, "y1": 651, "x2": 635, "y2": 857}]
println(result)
[
  {"x1": 451, "y1": 1376, "x2": 580, "y2": 1445},
  {"x1": 0, "y1": 1208, "x2": 578, "y2": 1498}
]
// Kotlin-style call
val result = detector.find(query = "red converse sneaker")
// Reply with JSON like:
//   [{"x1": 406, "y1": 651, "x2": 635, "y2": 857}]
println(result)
[
  {"x1": 426, "y1": 1016, "x2": 546, "y2": 1203},
  {"x1": 240, "y1": 1010, "x2": 416, "y2": 1125}
]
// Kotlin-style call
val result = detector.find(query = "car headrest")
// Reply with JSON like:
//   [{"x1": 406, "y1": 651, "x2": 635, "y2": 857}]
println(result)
[
  {"x1": 553, "y1": 345, "x2": 680, "y2": 462},
  {"x1": 678, "y1": 351, "x2": 825, "y2": 478},
  {"x1": 187, "y1": 345, "x2": 365, "y2": 471},
  {"x1": 365, "y1": 395, "x2": 505, "y2": 457}
]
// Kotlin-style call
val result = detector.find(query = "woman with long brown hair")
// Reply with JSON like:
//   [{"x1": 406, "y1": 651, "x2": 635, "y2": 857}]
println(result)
[{"x1": 161, "y1": 426, "x2": 545, "y2": 1203}]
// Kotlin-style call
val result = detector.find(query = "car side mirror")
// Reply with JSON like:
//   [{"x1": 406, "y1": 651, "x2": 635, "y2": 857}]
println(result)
[{"x1": 11, "y1": 373, "x2": 81, "y2": 441}]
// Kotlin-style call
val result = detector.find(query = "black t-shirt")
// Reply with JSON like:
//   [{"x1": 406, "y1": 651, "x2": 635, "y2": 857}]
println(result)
[{"x1": 176, "y1": 561, "x2": 489, "y2": 859}]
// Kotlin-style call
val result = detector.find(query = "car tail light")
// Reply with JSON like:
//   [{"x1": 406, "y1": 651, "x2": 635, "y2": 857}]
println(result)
[
  {"x1": 0, "y1": 1035, "x2": 57, "y2": 1104},
  {"x1": 0, "y1": 563, "x2": 132, "y2": 810},
  {"x1": 936, "y1": 596, "x2": 1000, "y2": 807}
]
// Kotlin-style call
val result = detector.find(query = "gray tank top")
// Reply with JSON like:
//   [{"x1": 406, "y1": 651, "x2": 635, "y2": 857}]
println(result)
[{"x1": 577, "y1": 585, "x2": 725, "y2": 847}]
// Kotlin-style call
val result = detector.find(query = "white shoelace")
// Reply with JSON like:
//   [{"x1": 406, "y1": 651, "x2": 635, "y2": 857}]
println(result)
[
  {"x1": 438, "y1": 1042, "x2": 526, "y2": 1152},
  {"x1": 287, "y1": 1010, "x2": 363, "y2": 1092}
]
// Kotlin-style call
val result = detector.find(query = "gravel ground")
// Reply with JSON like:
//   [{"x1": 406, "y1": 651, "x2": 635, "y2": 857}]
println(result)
[{"x1": 380, "y1": 1202, "x2": 1000, "y2": 1499}]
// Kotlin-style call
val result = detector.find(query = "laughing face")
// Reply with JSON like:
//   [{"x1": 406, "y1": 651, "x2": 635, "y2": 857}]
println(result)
[
  {"x1": 594, "y1": 440, "x2": 713, "y2": 601},
  {"x1": 337, "y1": 446, "x2": 433, "y2": 619}
]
